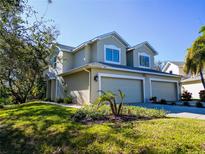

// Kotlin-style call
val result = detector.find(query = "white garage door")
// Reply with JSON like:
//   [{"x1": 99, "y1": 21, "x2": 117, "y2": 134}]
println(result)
[
  {"x1": 101, "y1": 77, "x2": 143, "y2": 103},
  {"x1": 151, "y1": 81, "x2": 177, "y2": 101}
]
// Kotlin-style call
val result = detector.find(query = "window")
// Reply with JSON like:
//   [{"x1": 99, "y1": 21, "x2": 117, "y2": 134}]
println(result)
[
  {"x1": 139, "y1": 54, "x2": 150, "y2": 67},
  {"x1": 104, "y1": 45, "x2": 120, "y2": 64}
]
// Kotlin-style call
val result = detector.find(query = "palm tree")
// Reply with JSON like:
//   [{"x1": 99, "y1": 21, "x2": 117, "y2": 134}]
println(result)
[{"x1": 184, "y1": 26, "x2": 205, "y2": 89}]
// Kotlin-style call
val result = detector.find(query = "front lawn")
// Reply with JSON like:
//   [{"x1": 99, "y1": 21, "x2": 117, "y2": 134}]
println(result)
[{"x1": 0, "y1": 102, "x2": 205, "y2": 153}]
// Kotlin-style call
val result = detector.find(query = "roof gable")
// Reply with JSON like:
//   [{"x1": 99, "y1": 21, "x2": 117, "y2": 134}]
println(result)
[
  {"x1": 162, "y1": 61, "x2": 184, "y2": 72},
  {"x1": 72, "y1": 31, "x2": 130, "y2": 52},
  {"x1": 128, "y1": 41, "x2": 158, "y2": 55},
  {"x1": 57, "y1": 43, "x2": 75, "y2": 52}
]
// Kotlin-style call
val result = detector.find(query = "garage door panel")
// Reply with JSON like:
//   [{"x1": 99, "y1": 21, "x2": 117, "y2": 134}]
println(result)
[
  {"x1": 101, "y1": 77, "x2": 143, "y2": 103},
  {"x1": 151, "y1": 81, "x2": 177, "y2": 101}
]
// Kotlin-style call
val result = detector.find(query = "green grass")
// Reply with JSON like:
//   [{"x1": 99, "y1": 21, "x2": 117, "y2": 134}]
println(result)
[{"x1": 0, "y1": 102, "x2": 205, "y2": 153}]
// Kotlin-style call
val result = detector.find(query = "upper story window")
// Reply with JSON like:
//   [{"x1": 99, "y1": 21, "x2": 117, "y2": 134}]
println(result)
[
  {"x1": 139, "y1": 53, "x2": 150, "y2": 68},
  {"x1": 104, "y1": 45, "x2": 121, "y2": 64}
]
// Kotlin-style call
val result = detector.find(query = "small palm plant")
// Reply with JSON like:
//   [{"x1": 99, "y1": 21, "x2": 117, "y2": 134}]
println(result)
[{"x1": 96, "y1": 90, "x2": 125, "y2": 117}]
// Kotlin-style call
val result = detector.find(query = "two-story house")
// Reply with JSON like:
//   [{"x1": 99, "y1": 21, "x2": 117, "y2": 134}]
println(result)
[{"x1": 45, "y1": 32, "x2": 181, "y2": 104}]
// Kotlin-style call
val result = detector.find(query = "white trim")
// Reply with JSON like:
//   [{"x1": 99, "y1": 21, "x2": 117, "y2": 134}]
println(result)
[
  {"x1": 149, "y1": 78, "x2": 179, "y2": 100},
  {"x1": 138, "y1": 52, "x2": 151, "y2": 68},
  {"x1": 162, "y1": 62, "x2": 171, "y2": 72},
  {"x1": 129, "y1": 41, "x2": 158, "y2": 55},
  {"x1": 104, "y1": 45, "x2": 121, "y2": 64},
  {"x1": 98, "y1": 73, "x2": 146, "y2": 103}
]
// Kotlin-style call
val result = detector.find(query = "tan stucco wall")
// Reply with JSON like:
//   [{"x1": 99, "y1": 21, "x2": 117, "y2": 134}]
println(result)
[
  {"x1": 63, "y1": 71, "x2": 89, "y2": 104},
  {"x1": 90, "y1": 68, "x2": 180, "y2": 103},
  {"x1": 70, "y1": 36, "x2": 127, "y2": 69},
  {"x1": 63, "y1": 52, "x2": 73, "y2": 72},
  {"x1": 73, "y1": 48, "x2": 87, "y2": 68},
  {"x1": 90, "y1": 42, "x2": 98, "y2": 62},
  {"x1": 182, "y1": 81, "x2": 203, "y2": 99},
  {"x1": 96, "y1": 36, "x2": 127, "y2": 65}
]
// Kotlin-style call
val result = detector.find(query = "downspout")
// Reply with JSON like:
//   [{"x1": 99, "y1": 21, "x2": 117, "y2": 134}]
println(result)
[{"x1": 83, "y1": 68, "x2": 91, "y2": 104}]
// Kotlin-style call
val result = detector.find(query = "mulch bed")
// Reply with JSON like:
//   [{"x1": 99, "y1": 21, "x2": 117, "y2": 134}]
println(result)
[{"x1": 78, "y1": 115, "x2": 152, "y2": 125}]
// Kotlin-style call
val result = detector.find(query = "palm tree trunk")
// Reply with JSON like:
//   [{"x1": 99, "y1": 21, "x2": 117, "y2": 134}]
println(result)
[{"x1": 199, "y1": 70, "x2": 205, "y2": 89}]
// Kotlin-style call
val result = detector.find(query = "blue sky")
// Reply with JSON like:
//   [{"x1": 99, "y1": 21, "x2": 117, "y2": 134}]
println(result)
[{"x1": 29, "y1": 0, "x2": 205, "y2": 61}]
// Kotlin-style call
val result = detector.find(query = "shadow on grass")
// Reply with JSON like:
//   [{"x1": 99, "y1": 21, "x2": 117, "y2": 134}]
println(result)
[{"x1": 0, "y1": 102, "x2": 192, "y2": 154}]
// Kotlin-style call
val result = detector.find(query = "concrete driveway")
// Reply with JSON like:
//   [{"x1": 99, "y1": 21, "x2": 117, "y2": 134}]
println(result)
[{"x1": 133, "y1": 103, "x2": 205, "y2": 120}]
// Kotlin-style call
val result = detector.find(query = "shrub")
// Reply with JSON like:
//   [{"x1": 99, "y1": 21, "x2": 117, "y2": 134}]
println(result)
[
  {"x1": 72, "y1": 104, "x2": 166, "y2": 122},
  {"x1": 64, "y1": 97, "x2": 73, "y2": 104},
  {"x1": 72, "y1": 105, "x2": 110, "y2": 122},
  {"x1": 0, "y1": 97, "x2": 14, "y2": 105},
  {"x1": 160, "y1": 99, "x2": 167, "y2": 104},
  {"x1": 183, "y1": 101, "x2": 190, "y2": 106},
  {"x1": 199, "y1": 90, "x2": 205, "y2": 101},
  {"x1": 56, "y1": 98, "x2": 64, "y2": 103},
  {"x1": 196, "y1": 101, "x2": 203, "y2": 108},
  {"x1": 149, "y1": 96, "x2": 157, "y2": 103},
  {"x1": 0, "y1": 104, "x2": 4, "y2": 109},
  {"x1": 72, "y1": 109, "x2": 87, "y2": 122},
  {"x1": 42, "y1": 98, "x2": 51, "y2": 101},
  {"x1": 181, "y1": 90, "x2": 192, "y2": 101},
  {"x1": 122, "y1": 106, "x2": 166, "y2": 118}
]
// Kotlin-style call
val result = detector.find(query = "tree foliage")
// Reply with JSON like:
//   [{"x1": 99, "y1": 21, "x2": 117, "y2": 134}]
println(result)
[
  {"x1": 0, "y1": 0, "x2": 58, "y2": 103},
  {"x1": 184, "y1": 25, "x2": 205, "y2": 89},
  {"x1": 154, "y1": 61, "x2": 165, "y2": 71}
]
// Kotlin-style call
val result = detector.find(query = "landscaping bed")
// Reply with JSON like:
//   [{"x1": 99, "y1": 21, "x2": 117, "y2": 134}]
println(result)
[
  {"x1": 71, "y1": 104, "x2": 166, "y2": 124},
  {"x1": 1, "y1": 102, "x2": 205, "y2": 153}
]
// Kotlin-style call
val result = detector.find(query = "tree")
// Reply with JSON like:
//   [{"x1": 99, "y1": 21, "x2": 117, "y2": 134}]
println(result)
[
  {"x1": 154, "y1": 60, "x2": 165, "y2": 71},
  {"x1": 184, "y1": 25, "x2": 205, "y2": 89},
  {"x1": 0, "y1": 0, "x2": 58, "y2": 103}
]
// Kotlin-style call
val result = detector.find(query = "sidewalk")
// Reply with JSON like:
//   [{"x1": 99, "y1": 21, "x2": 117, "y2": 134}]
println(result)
[
  {"x1": 40, "y1": 101, "x2": 82, "y2": 109},
  {"x1": 167, "y1": 112, "x2": 205, "y2": 120}
]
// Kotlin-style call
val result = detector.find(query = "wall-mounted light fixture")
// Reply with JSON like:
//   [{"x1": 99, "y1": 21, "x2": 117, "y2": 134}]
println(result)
[{"x1": 94, "y1": 75, "x2": 98, "y2": 82}]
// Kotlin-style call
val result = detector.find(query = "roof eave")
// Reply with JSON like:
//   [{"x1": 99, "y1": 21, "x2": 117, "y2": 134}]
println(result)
[{"x1": 59, "y1": 63, "x2": 181, "y2": 78}]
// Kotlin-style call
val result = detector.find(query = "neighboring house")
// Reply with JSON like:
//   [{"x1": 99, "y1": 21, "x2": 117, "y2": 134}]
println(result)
[
  {"x1": 162, "y1": 61, "x2": 186, "y2": 77},
  {"x1": 45, "y1": 32, "x2": 181, "y2": 104},
  {"x1": 181, "y1": 76, "x2": 204, "y2": 99},
  {"x1": 162, "y1": 61, "x2": 204, "y2": 99}
]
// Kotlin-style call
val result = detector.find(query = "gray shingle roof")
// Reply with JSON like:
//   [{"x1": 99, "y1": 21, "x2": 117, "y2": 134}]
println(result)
[
  {"x1": 57, "y1": 43, "x2": 75, "y2": 52},
  {"x1": 181, "y1": 75, "x2": 204, "y2": 82},
  {"x1": 170, "y1": 61, "x2": 184, "y2": 66},
  {"x1": 72, "y1": 31, "x2": 131, "y2": 52},
  {"x1": 99, "y1": 62, "x2": 180, "y2": 76},
  {"x1": 128, "y1": 41, "x2": 158, "y2": 55}
]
